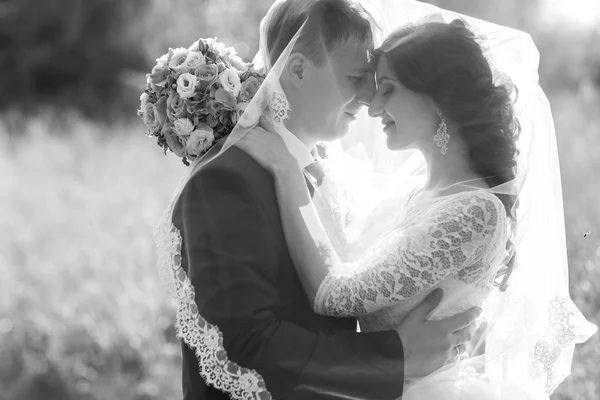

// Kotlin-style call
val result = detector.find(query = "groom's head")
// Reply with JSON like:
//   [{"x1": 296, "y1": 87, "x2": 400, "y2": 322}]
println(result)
[{"x1": 263, "y1": 0, "x2": 380, "y2": 145}]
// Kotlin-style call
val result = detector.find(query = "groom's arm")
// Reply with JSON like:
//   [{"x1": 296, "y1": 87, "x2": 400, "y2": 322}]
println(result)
[{"x1": 174, "y1": 159, "x2": 405, "y2": 400}]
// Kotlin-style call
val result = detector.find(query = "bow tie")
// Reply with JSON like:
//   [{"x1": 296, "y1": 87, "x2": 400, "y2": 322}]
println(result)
[{"x1": 304, "y1": 160, "x2": 325, "y2": 187}]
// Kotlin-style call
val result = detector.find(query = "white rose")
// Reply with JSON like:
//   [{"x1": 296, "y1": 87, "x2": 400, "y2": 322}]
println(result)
[
  {"x1": 168, "y1": 47, "x2": 189, "y2": 73},
  {"x1": 176, "y1": 73, "x2": 197, "y2": 99},
  {"x1": 155, "y1": 53, "x2": 169, "y2": 69},
  {"x1": 223, "y1": 46, "x2": 237, "y2": 58},
  {"x1": 228, "y1": 55, "x2": 247, "y2": 74},
  {"x1": 184, "y1": 51, "x2": 206, "y2": 71},
  {"x1": 237, "y1": 101, "x2": 262, "y2": 129},
  {"x1": 174, "y1": 118, "x2": 194, "y2": 137},
  {"x1": 206, "y1": 38, "x2": 226, "y2": 54},
  {"x1": 187, "y1": 40, "x2": 200, "y2": 52},
  {"x1": 218, "y1": 68, "x2": 241, "y2": 98},
  {"x1": 186, "y1": 124, "x2": 215, "y2": 156}
]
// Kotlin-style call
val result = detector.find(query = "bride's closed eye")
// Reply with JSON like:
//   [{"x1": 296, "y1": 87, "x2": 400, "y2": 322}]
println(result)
[{"x1": 377, "y1": 85, "x2": 393, "y2": 98}]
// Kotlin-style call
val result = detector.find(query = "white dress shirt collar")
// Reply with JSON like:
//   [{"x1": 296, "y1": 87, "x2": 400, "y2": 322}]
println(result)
[{"x1": 275, "y1": 125, "x2": 315, "y2": 169}]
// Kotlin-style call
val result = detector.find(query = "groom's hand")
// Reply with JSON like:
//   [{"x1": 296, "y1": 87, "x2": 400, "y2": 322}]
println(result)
[{"x1": 393, "y1": 288, "x2": 481, "y2": 380}]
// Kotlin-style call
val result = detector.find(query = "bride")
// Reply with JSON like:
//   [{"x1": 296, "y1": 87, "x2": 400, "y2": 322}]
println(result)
[{"x1": 236, "y1": 13, "x2": 597, "y2": 400}]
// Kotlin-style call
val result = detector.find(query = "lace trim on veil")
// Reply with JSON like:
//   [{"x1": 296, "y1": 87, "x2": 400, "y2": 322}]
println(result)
[
  {"x1": 153, "y1": 82, "x2": 294, "y2": 399},
  {"x1": 155, "y1": 175, "x2": 273, "y2": 399},
  {"x1": 154, "y1": 100, "x2": 293, "y2": 400}
]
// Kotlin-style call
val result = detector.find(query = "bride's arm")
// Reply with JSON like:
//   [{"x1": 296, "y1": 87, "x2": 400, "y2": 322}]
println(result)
[
  {"x1": 276, "y1": 172, "x2": 505, "y2": 317},
  {"x1": 237, "y1": 128, "x2": 505, "y2": 316}
]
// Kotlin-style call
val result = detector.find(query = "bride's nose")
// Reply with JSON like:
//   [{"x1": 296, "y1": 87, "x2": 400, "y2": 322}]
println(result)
[{"x1": 368, "y1": 95, "x2": 384, "y2": 118}]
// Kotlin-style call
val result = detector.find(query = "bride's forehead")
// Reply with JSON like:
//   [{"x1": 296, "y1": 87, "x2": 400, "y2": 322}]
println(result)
[{"x1": 375, "y1": 56, "x2": 391, "y2": 75}]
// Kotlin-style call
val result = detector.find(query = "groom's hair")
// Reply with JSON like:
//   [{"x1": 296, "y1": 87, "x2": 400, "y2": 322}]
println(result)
[{"x1": 264, "y1": 0, "x2": 380, "y2": 66}]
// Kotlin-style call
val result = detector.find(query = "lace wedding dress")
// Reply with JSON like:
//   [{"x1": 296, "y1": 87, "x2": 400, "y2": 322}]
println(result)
[
  {"x1": 304, "y1": 157, "x2": 597, "y2": 399},
  {"x1": 313, "y1": 188, "x2": 507, "y2": 323},
  {"x1": 309, "y1": 178, "x2": 536, "y2": 399}
]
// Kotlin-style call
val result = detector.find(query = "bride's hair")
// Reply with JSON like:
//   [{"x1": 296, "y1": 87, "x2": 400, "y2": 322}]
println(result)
[
  {"x1": 378, "y1": 19, "x2": 520, "y2": 291},
  {"x1": 263, "y1": 0, "x2": 381, "y2": 67}
]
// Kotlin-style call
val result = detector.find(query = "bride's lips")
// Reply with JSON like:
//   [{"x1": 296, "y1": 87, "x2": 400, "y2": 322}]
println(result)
[{"x1": 383, "y1": 120, "x2": 396, "y2": 132}]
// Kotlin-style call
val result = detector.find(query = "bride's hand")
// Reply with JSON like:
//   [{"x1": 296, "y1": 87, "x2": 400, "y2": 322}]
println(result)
[
  {"x1": 235, "y1": 118, "x2": 300, "y2": 176},
  {"x1": 235, "y1": 117, "x2": 312, "y2": 207}
]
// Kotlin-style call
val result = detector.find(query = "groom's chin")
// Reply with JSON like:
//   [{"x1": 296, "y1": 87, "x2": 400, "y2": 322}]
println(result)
[
  {"x1": 333, "y1": 120, "x2": 355, "y2": 139},
  {"x1": 318, "y1": 127, "x2": 348, "y2": 142},
  {"x1": 331, "y1": 129, "x2": 350, "y2": 141}
]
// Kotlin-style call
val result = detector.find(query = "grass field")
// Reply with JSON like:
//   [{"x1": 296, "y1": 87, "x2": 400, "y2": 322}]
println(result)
[{"x1": 1, "y1": 89, "x2": 598, "y2": 399}]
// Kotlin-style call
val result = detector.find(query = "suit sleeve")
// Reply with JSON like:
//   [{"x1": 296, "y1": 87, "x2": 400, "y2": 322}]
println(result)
[{"x1": 174, "y1": 163, "x2": 405, "y2": 400}]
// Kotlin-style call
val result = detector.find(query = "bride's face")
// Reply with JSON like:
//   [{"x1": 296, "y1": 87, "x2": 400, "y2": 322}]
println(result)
[
  {"x1": 287, "y1": 39, "x2": 375, "y2": 143},
  {"x1": 369, "y1": 57, "x2": 438, "y2": 151}
]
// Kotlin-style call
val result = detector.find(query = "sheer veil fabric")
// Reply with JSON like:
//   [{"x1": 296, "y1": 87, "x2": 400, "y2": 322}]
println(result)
[
  {"x1": 314, "y1": 1, "x2": 598, "y2": 398},
  {"x1": 154, "y1": 1, "x2": 597, "y2": 399}
]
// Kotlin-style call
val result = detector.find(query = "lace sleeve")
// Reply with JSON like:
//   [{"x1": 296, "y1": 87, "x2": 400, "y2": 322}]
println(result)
[{"x1": 314, "y1": 191, "x2": 507, "y2": 317}]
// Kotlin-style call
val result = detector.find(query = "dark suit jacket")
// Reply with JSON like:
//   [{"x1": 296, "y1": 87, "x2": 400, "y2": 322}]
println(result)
[{"x1": 172, "y1": 146, "x2": 405, "y2": 400}]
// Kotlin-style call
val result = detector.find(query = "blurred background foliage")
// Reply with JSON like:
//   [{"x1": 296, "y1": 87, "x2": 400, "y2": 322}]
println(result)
[{"x1": 0, "y1": 0, "x2": 598, "y2": 399}]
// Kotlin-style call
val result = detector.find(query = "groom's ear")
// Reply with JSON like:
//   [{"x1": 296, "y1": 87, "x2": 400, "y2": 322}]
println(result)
[{"x1": 284, "y1": 53, "x2": 309, "y2": 88}]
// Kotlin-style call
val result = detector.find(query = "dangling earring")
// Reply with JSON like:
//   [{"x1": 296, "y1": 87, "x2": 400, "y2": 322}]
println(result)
[{"x1": 434, "y1": 109, "x2": 450, "y2": 155}]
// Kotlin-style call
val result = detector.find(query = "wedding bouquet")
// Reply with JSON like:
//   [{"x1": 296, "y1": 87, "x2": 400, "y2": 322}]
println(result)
[{"x1": 139, "y1": 38, "x2": 265, "y2": 165}]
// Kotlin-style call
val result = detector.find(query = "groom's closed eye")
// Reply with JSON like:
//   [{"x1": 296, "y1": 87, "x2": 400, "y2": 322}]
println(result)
[
  {"x1": 348, "y1": 75, "x2": 364, "y2": 84},
  {"x1": 348, "y1": 66, "x2": 375, "y2": 85}
]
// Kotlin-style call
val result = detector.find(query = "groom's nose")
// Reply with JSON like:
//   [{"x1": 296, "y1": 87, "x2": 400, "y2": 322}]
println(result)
[{"x1": 355, "y1": 74, "x2": 376, "y2": 107}]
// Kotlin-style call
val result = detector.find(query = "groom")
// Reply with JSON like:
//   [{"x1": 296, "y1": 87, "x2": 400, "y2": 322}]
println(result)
[{"x1": 172, "y1": 0, "x2": 481, "y2": 399}]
